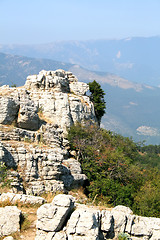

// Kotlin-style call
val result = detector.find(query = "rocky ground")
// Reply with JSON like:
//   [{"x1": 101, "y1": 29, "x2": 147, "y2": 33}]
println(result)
[{"x1": 0, "y1": 192, "x2": 160, "y2": 240}]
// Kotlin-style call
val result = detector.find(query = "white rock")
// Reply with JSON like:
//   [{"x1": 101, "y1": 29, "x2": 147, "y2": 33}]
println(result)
[
  {"x1": 101, "y1": 210, "x2": 113, "y2": 232},
  {"x1": 66, "y1": 206, "x2": 100, "y2": 239},
  {"x1": 0, "y1": 97, "x2": 19, "y2": 125},
  {"x1": 131, "y1": 216, "x2": 160, "y2": 237},
  {"x1": 110, "y1": 205, "x2": 130, "y2": 235},
  {"x1": 0, "y1": 206, "x2": 21, "y2": 236},
  {"x1": 112, "y1": 205, "x2": 133, "y2": 215},
  {"x1": 150, "y1": 230, "x2": 160, "y2": 240},
  {"x1": 52, "y1": 194, "x2": 75, "y2": 207},
  {"x1": 3, "y1": 237, "x2": 14, "y2": 240},
  {"x1": 0, "y1": 192, "x2": 46, "y2": 205},
  {"x1": 52, "y1": 231, "x2": 67, "y2": 240},
  {"x1": 36, "y1": 194, "x2": 75, "y2": 234},
  {"x1": 69, "y1": 82, "x2": 89, "y2": 96},
  {"x1": 17, "y1": 96, "x2": 39, "y2": 131}
]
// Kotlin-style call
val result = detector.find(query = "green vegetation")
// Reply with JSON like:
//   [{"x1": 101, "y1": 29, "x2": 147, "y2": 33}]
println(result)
[
  {"x1": 118, "y1": 233, "x2": 130, "y2": 240},
  {"x1": 88, "y1": 80, "x2": 106, "y2": 125},
  {"x1": 138, "y1": 144, "x2": 160, "y2": 169},
  {"x1": 68, "y1": 123, "x2": 160, "y2": 217},
  {"x1": 11, "y1": 83, "x2": 17, "y2": 88},
  {"x1": 0, "y1": 162, "x2": 7, "y2": 182},
  {"x1": 0, "y1": 162, "x2": 12, "y2": 190}
]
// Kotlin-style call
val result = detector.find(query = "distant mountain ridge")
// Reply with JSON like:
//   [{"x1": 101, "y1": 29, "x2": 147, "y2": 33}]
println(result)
[
  {"x1": 1, "y1": 36, "x2": 160, "y2": 86},
  {"x1": 0, "y1": 52, "x2": 160, "y2": 145},
  {"x1": 0, "y1": 52, "x2": 73, "y2": 86}
]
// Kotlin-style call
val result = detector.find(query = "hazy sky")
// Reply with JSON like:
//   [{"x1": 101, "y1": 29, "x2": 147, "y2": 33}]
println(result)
[{"x1": 1, "y1": 0, "x2": 160, "y2": 44}]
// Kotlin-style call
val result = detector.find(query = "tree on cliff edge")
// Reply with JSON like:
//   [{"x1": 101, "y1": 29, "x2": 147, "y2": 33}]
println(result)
[{"x1": 88, "y1": 80, "x2": 106, "y2": 125}]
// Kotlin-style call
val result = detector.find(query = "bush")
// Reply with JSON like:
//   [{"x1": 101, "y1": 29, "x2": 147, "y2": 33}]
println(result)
[
  {"x1": 68, "y1": 123, "x2": 160, "y2": 217},
  {"x1": 68, "y1": 123, "x2": 142, "y2": 207},
  {"x1": 118, "y1": 232, "x2": 130, "y2": 240}
]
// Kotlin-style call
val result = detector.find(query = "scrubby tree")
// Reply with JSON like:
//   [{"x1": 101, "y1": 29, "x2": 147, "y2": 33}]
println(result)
[{"x1": 88, "y1": 80, "x2": 106, "y2": 125}]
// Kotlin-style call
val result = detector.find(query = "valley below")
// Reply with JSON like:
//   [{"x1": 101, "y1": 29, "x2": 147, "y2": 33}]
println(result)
[{"x1": 0, "y1": 51, "x2": 160, "y2": 144}]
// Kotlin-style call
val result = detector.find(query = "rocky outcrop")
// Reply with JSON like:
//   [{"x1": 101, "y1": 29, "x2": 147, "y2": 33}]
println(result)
[
  {"x1": 0, "y1": 141, "x2": 87, "y2": 195},
  {"x1": 0, "y1": 206, "x2": 21, "y2": 237},
  {"x1": 0, "y1": 69, "x2": 96, "y2": 132},
  {"x1": 35, "y1": 194, "x2": 160, "y2": 240},
  {"x1": 0, "y1": 70, "x2": 94, "y2": 195}
]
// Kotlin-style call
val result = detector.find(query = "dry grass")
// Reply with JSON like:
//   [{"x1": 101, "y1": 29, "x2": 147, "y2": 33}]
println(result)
[
  {"x1": 69, "y1": 187, "x2": 112, "y2": 211},
  {"x1": 0, "y1": 88, "x2": 15, "y2": 97},
  {"x1": 0, "y1": 124, "x2": 15, "y2": 132},
  {"x1": 38, "y1": 113, "x2": 54, "y2": 124},
  {"x1": 0, "y1": 184, "x2": 12, "y2": 194},
  {"x1": 40, "y1": 190, "x2": 64, "y2": 203},
  {"x1": 69, "y1": 187, "x2": 89, "y2": 205},
  {"x1": 0, "y1": 198, "x2": 42, "y2": 209}
]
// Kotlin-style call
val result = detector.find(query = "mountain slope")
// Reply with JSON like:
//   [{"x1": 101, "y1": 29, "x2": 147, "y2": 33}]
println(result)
[
  {"x1": 0, "y1": 52, "x2": 160, "y2": 144},
  {"x1": 1, "y1": 36, "x2": 160, "y2": 86},
  {"x1": 0, "y1": 52, "x2": 73, "y2": 86},
  {"x1": 70, "y1": 65, "x2": 160, "y2": 144}
]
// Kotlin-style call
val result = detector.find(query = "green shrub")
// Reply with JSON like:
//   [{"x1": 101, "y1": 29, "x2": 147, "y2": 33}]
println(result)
[
  {"x1": 68, "y1": 123, "x2": 160, "y2": 217},
  {"x1": 118, "y1": 232, "x2": 130, "y2": 240},
  {"x1": 68, "y1": 123, "x2": 141, "y2": 206},
  {"x1": 0, "y1": 162, "x2": 7, "y2": 182}
]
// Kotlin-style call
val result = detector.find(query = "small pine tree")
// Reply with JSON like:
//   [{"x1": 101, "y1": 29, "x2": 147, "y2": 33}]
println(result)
[{"x1": 88, "y1": 80, "x2": 106, "y2": 125}]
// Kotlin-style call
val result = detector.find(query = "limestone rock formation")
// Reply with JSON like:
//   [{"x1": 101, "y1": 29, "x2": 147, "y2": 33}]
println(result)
[
  {"x1": 0, "y1": 70, "x2": 95, "y2": 195},
  {"x1": 3, "y1": 237, "x2": 14, "y2": 240},
  {"x1": 25, "y1": 70, "x2": 96, "y2": 130},
  {"x1": 35, "y1": 194, "x2": 160, "y2": 240},
  {"x1": 0, "y1": 140, "x2": 87, "y2": 195},
  {"x1": 0, "y1": 69, "x2": 96, "y2": 132},
  {"x1": 17, "y1": 90, "x2": 39, "y2": 130},
  {"x1": 0, "y1": 192, "x2": 46, "y2": 205}
]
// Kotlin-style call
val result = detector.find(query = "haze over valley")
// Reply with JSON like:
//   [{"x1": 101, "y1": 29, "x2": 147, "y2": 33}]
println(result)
[{"x1": 0, "y1": 49, "x2": 160, "y2": 144}]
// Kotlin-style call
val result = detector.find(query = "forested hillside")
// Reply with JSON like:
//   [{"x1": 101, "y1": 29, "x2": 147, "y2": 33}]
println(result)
[{"x1": 68, "y1": 123, "x2": 160, "y2": 217}]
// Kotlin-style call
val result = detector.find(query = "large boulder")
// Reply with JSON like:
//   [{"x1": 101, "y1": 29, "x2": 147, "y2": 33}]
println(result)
[
  {"x1": 66, "y1": 205, "x2": 100, "y2": 240},
  {"x1": 35, "y1": 194, "x2": 75, "y2": 239},
  {"x1": 0, "y1": 96, "x2": 19, "y2": 125},
  {"x1": 0, "y1": 206, "x2": 21, "y2": 236},
  {"x1": 101, "y1": 205, "x2": 133, "y2": 239}
]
